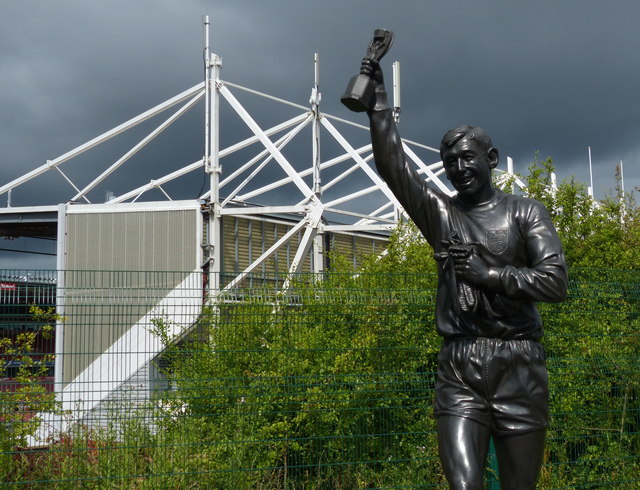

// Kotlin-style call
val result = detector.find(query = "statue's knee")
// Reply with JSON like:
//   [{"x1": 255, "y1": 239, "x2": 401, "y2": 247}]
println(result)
[{"x1": 440, "y1": 455, "x2": 485, "y2": 490}]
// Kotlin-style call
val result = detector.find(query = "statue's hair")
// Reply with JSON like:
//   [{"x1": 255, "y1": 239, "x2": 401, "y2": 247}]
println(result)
[{"x1": 440, "y1": 125, "x2": 494, "y2": 160}]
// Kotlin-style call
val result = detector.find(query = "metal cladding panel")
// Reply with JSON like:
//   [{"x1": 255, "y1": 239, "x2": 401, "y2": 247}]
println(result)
[
  {"x1": 352, "y1": 234, "x2": 385, "y2": 263},
  {"x1": 330, "y1": 232, "x2": 387, "y2": 268},
  {"x1": 219, "y1": 215, "x2": 388, "y2": 285},
  {"x1": 66, "y1": 208, "x2": 199, "y2": 272},
  {"x1": 221, "y1": 216, "x2": 312, "y2": 279},
  {"x1": 62, "y1": 205, "x2": 201, "y2": 385},
  {"x1": 221, "y1": 216, "x2": 237, "y2": 274}
]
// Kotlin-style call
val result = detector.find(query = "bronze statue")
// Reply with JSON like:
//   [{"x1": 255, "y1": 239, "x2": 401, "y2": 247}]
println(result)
[{"x1": 344, "y1": 30, "x2": 568, "y2": 489}]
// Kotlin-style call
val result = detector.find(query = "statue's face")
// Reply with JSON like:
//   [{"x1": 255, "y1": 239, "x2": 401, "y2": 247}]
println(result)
[{"x1": 442, "y1": 137, "x2": 497, "y2": 205}]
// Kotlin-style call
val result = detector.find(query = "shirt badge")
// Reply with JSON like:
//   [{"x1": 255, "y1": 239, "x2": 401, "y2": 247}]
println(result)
[{"x1": 485, "y1": 229, "x2": 509, "y2": 255}]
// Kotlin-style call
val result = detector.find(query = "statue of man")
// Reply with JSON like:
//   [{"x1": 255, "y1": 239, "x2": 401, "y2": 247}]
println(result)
[{"x1": 356, "y1": 56, "x2": 568, "y2": 489}]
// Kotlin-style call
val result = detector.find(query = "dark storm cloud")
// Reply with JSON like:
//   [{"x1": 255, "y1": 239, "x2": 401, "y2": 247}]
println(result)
[{"x1": 1, "y1": 0, "x2": 639, "y2": 212}]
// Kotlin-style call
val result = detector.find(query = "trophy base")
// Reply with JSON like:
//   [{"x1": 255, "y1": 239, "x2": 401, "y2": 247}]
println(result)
[{"x1": 340, "y1": 74, "x2": 374, "y2": 112}]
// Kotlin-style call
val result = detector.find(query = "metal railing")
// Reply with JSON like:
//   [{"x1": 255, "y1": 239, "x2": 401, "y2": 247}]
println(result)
[{"x1": 1, "y1": 269, "x2": 638, "y2": 488}]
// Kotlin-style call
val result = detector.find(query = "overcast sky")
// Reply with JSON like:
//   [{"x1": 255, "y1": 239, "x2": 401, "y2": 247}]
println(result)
[{"x1": 1, "y1": 0, "x2": 639, "y2": 268}]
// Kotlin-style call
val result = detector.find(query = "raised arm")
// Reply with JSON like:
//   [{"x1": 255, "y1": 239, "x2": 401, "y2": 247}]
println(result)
[
  {"x1": 361, "y1": 59, "x2": 441, "y2": 241},
  {"x1": 362, "y1": 59, "x2": 408, "y2": 185}
]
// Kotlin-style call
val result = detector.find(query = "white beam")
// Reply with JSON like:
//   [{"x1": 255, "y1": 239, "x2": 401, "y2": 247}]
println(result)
[
  {"x1": 320, "y1": 117, "x2": 402, "y2": 209},
  {"x1": 324, "y1": 224, "x2": 395, "y2": 232},
  {"x1": 323, "y1": 184, "x2": 380, "y2": 209},
  {"x1": 200, "y1": 114, "x2": 312, "y2": 200},
  {"x1": 323, "y1": 206, "x2": 396, "y2": 223},
  {"x1": 355, "y1": 201, "x2": 394, "y2": 225},
  {"x1": 54, "y1": 167, "x2": 90, "y2": 203},
  {"x1": 107, "y1": 159, "x2": 203, "y2": 203},
  {"x1": 318, "y1": 157, "x2": 371, "y2": 196},
  {"x1": 219, "y1": 205, "x2": 306, "y2": 216},
  {"x1": 72, "y1": 92, "x2": 203, "y2": 202},
  {"x1": 220, "y1": 115, "x2": 311, "y2": 207},
  {"x1": 402, "y1": 143, "x2": 454, "y2": 196},
  {"x1": 0, "y1": 83, "x2": 205, "y2": 198},
  {"x1": 222, "y1": 80, "x2": 310, "y2": 112},
  {"x1": 224, "y1": 113, "x2": 312, "y2": 160},
  {"x1": 237, "y1": 144, "x2": 372, "y2": 203},
  {"x1": 219, "y1": 84, "x2": 316, "y2": 202},
  {"x1": 106, "y1": 115, "x2": 311, "y2": 203},
  {"x1": 280, "y1": 205, "x2": 323, "y2": 292}
]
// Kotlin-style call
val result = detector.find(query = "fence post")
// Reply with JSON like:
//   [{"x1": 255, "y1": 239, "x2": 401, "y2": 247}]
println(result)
[{"x1": 486, "y1": 438, "x2": 500, "y2": 489}]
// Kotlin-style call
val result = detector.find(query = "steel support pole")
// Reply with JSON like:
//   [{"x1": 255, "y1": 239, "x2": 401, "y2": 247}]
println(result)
[
  {"x1": 208, "y1": 56, "x2": 222, "y2": 294},
  {"x1": 204, "y1": 17, "x2": 222, "y2": 295},
  {"x1": 588, "y1": 146, "x2": 594, "y2": 199},
  {"x1": 310, "y1": 53, "x2": 324, "y2": 274}
]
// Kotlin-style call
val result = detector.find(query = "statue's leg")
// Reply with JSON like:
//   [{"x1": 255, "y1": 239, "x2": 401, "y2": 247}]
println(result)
[
  {"x1": 494, "y1": 429, "x2": 546, "y2": 490},
  {"x1": 437, "y1": 415, "x2": 491, "y2": 490}
]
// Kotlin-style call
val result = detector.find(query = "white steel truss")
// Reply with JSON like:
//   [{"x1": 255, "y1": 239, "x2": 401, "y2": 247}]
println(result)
[{"x1": 0, "y1": 21, "x2": 529, "y2": 290}]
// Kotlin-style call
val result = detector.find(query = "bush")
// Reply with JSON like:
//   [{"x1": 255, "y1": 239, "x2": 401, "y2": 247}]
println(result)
[{"x1": 1, "y1": 306, "x2": 59, "y2": 481}]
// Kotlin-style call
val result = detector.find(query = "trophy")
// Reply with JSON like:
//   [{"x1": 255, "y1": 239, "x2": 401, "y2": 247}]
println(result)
[{"x1": 341, "y1": 29, "x2": 395, "y2": 112}]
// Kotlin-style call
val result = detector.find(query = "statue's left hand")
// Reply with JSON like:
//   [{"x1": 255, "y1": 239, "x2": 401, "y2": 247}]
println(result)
[{"x1": 454, "y1": 251, "x2": 490, "y2": 286}]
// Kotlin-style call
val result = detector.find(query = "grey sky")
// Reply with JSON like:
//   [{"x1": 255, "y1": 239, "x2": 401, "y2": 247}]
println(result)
[{"x1": 1, "y1": 0, "x2": 639, "y2": 267}]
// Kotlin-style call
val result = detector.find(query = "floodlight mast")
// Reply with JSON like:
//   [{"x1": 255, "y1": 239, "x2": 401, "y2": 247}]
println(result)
[
  {"x1": 311, "y1": 53, "x2": 321, "y2": 198},
  {"x1": 392, "y1": 61, "x2": 401, "y2": 123},
  {"x1": 204, "y1": 15, "x2": 210, "y2": 175},
  {"x1": 619, "y1": 160, "x2": 626, "y2": 221},
  {"x1": 588, "y1": 146, "x2": 594, "y2": 199},
  {"x1": 204, "y1": 15, "x2": 222, "y2": 293},
  {"x1": 310, "y1": 53, "x2": 324, "y2": 274}
]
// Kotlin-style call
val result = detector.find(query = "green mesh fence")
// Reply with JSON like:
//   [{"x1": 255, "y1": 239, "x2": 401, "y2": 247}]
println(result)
[{"x1": 1, "y1": 269, "x2": 638, "y2": 488}]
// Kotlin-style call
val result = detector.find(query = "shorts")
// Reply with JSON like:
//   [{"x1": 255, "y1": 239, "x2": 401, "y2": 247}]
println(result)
[{"x1": 433, "y1": 337, "x2": 549, "y2": 435}]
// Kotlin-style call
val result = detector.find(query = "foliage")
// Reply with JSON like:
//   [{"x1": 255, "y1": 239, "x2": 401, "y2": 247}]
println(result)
[
  {"x1": 151, "y1": 272, "x2": 444, "y2": 488},
  {"x1": 1, "y1": 306, "x2": 60, "y2": 480},
  {"x1": 523, "y1": 155, "x2": 640, "y2": 269},
  {"x1": 332, "y1": 219, "x2": 438, "y2": 276},
  {"x1": 539, "y1": 268, "x2": 640, "y2": 486}
]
